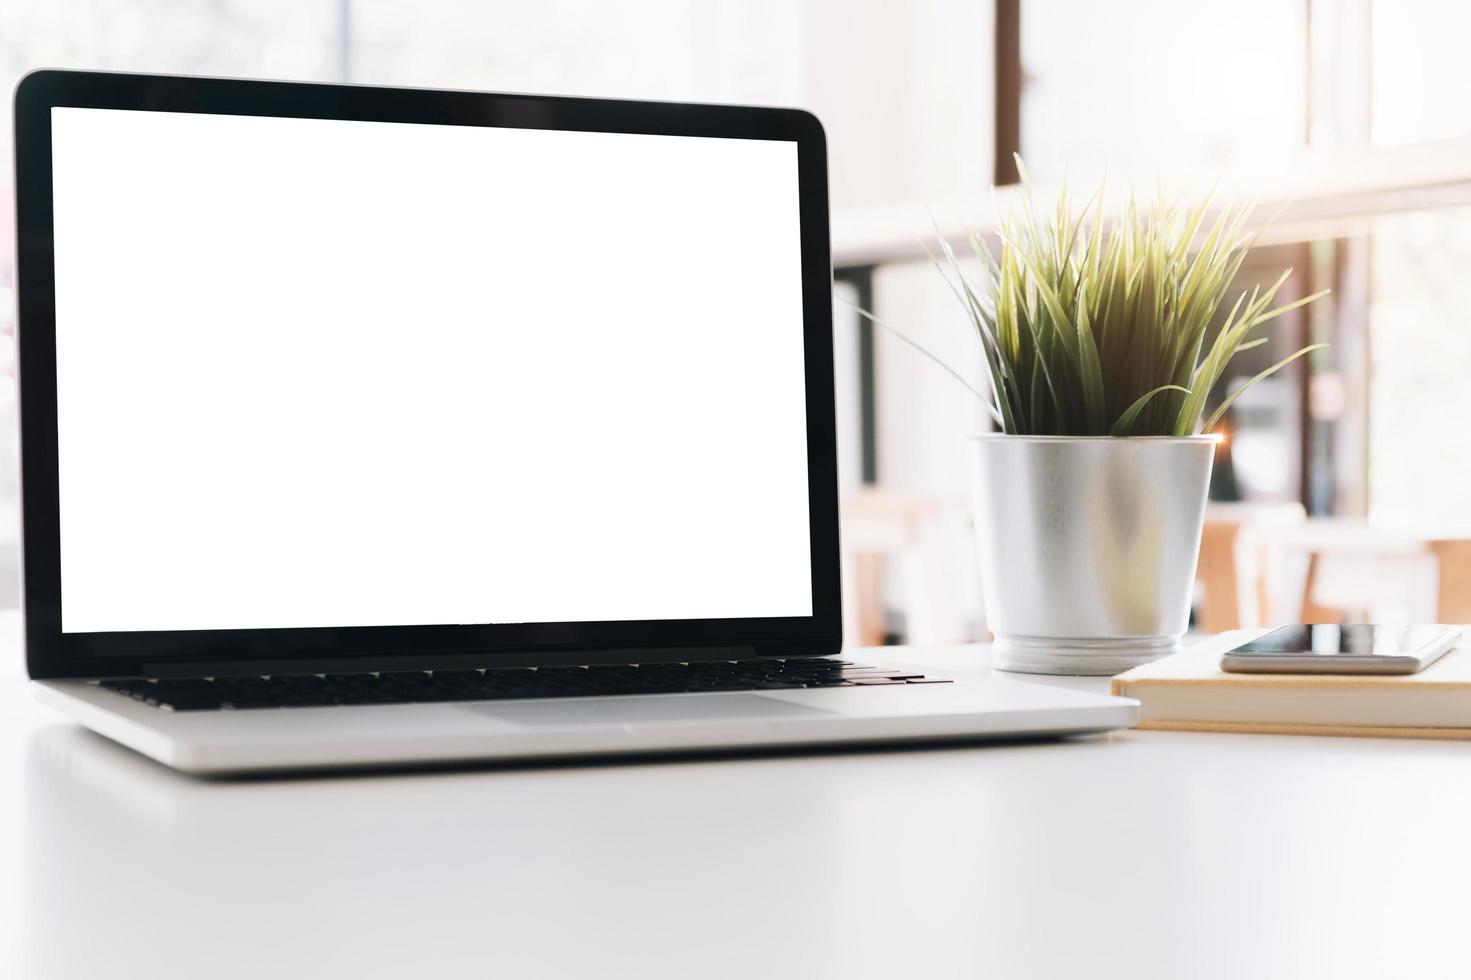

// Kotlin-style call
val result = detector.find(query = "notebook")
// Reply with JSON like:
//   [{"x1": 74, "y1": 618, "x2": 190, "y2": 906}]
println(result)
[{"x1": 1110, "y1": 631, "x2": 1471, "y2": 740}]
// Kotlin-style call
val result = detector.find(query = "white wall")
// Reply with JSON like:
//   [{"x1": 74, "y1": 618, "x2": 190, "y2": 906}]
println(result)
[
  {"x1": 800, "y1": 0, "x2": 996, "y2": 640},
  {"x1": 802, "y1": 0, "x2": 995, "y2": 498}
]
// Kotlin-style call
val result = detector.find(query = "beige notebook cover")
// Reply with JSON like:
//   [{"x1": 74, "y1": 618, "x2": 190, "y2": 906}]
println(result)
[{"x1": 1110, "y1": 631, "x2": 1471, "y2": 740}]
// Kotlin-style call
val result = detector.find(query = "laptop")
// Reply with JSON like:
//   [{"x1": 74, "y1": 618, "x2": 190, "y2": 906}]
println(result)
[{"x1": 13, "y1": 69, "x2": 1138, "y2": 774}]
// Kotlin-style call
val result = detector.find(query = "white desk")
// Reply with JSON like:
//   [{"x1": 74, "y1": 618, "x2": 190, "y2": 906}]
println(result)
[{"x1": 3, "y1": 624, "x2": 1469, "y2": 979}]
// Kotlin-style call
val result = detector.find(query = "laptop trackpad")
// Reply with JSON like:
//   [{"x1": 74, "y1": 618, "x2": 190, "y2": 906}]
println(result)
[{"x1": 467, "y1": 693, "x2": 833, "y2": 727}]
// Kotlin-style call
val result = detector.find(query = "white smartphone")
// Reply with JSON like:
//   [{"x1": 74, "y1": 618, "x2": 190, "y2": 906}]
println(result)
[{"x1": 1221, "y1": 624, "x2": 1462, "y2": 675}]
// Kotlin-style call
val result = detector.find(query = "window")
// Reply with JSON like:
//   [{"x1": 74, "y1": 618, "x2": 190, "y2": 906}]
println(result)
[
  {"x1": 1018, "y1": 0, "x2": 1307, "y2": 183},
  {"x1": 1371, "y1": 1, "x2": 1471, "y2": 146},
  {"x1": 1368, "y1": 207, "x2": 1471, "y2": 530}
]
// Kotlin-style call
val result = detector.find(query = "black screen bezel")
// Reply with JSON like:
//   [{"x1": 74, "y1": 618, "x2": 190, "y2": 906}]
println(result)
[{"x1": 15, "y1": 69, "x2": 841, "y2": 678}]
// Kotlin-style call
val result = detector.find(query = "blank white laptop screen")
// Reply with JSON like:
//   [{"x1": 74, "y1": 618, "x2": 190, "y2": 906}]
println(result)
[{"x1": 49, "y1": 107, "x2": 812, "y2": 633}]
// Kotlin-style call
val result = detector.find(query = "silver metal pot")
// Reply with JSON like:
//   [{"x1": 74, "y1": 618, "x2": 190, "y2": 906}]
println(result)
[{"x1": 969, "y1": 435, "x2": 1217, "y2": 675}]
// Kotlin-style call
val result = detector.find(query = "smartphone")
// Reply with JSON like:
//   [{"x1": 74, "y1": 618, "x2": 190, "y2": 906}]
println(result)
[{"x1": 1220, "y1": 625, "x2": 1462, "y2": 675}]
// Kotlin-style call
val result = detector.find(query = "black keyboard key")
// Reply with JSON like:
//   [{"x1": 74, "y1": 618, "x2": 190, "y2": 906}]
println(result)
[
  {"x1": 333, "y1": 690, "x2": 401, "y2": 705},
  {"x1": 271, "y1": 675, "x2": 328, "y2": 689},
  {"x1": 429, "y1": 669, "x2": 483, "y2": 681},
  {"x1": 157, "y1": 694, "x2": 226, "y2": 711},
  {"x1": 278, "y1": 695, "x2": 338, "y2": 708},
  {"x1": 484, "y1": 668, "x2": 535, "y2": 680},
  {"x1": 416, "y1": 688, "x2": 481, "y2": 703},
  {"x1": 102, "y1": 679, "x2": 156, "y2": 699},
  {"x1": 154, "y1": 678, "x2": 215, "y2": 690},
  {"x1": 220, "y1": 694, "x2": 280, "y2": 709},
  {"x1": 213, "y1": 677, "x2": 271, "y2": 691}
]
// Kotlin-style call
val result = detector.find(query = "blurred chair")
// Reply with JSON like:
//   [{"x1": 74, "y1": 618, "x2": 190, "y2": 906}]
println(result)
[
  {"x1": 1264, "y1": 521, "x2": 1471, "y2": 624},
  {"x1": 1428, "y1": 539, "x2": 1471, "y2": 623},
  {"x1": 840, "y1": 490, "x2": 976, "y2": 647},
  {"x1": 1196, "y1": 502, "x2": 1307, "y2": 631}
]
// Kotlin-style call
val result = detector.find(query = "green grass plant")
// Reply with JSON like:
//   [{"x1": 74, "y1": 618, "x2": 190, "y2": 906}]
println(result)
[{"x1": 856, "y1": 160, "x2": 1327, "y2": 436}]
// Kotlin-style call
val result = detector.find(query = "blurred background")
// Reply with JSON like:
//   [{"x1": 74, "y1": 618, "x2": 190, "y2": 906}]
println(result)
[{"x1": 1, "y1": 0, "x2": 1467, "y2": 643}]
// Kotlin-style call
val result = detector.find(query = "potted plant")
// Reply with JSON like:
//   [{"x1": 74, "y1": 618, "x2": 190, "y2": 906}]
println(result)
[{"x1": 863, "y1": 166, "x2": 1325, "y2": 674}]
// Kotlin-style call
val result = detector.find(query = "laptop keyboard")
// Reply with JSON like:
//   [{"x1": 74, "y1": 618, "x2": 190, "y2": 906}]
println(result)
[{"x1": 100, "y1": 659, "x2": 951, "y2": 711}]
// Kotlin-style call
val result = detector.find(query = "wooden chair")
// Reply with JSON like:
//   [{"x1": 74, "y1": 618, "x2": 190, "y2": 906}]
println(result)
[
  {"x1": 1196, "y1": 502, "x2": 1306, "y2": 632},
  {"x1": 840, "y1": 490, "x2": 975, "y2": 647},
  {"x1": 1274, "y1": 521, "x2": 1471, "y2": 624},
  {"x1": 1428, "y1": 539, "x2": 1471, "y2": 623}
]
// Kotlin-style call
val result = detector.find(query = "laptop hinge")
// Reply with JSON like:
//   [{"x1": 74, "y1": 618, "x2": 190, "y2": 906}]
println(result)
[{"x1": 139, "y1": 645, "x2": 765, "y2": 678}]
